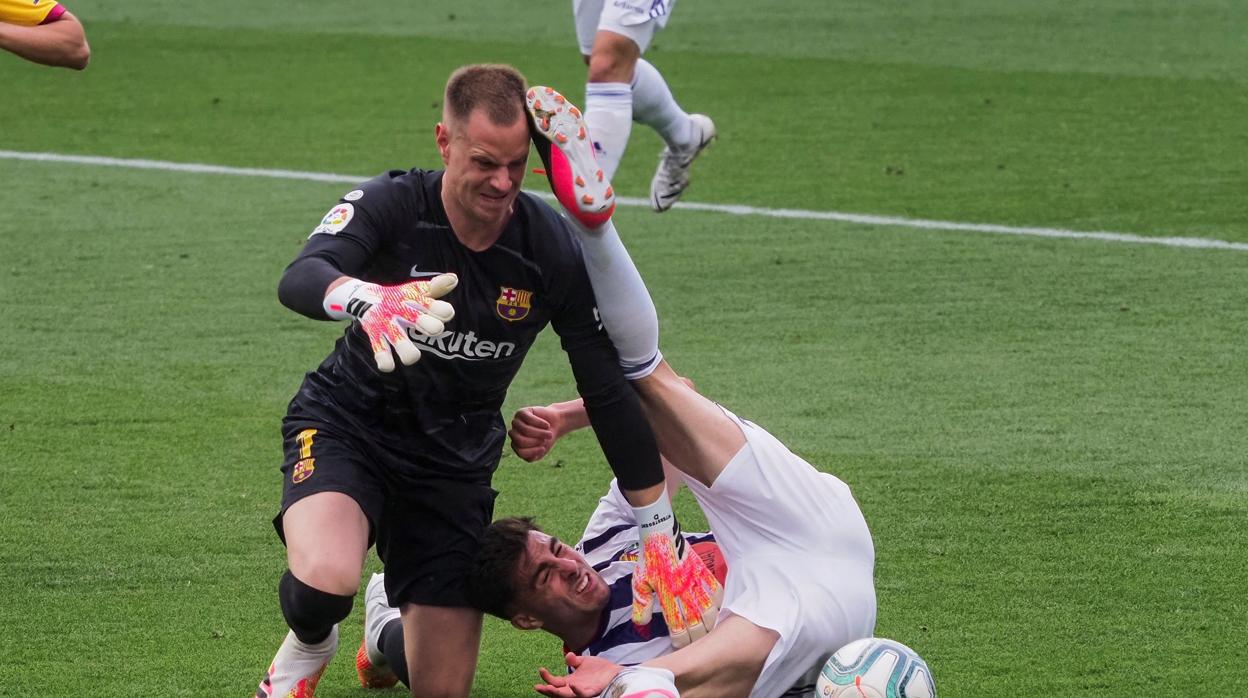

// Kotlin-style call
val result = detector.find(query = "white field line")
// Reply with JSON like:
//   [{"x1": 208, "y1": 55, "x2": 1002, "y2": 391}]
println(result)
[{"x1": 3, "y1": 149, "x2": 1245, "y2": 252}]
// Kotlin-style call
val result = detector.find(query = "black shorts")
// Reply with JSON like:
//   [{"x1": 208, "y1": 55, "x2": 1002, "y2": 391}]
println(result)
[{"x1": 274, "y1": 418, "x2": 498, "y2": 608}]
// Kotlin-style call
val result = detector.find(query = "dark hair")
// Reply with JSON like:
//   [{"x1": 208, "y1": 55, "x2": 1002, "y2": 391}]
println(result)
[
  {"x1": 465, "y1": 516, "x2": 542, "y2": 619},
  {"x1": 444, "y1": 64, "x2": 528, "y2": 127}
]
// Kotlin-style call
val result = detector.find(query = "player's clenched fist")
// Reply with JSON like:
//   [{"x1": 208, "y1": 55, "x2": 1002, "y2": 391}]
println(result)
[
  {"x1": 323, "y1": 274, "x2": 458, "y2": 372},
  {"x1": 508, "y1": 405, "x2": 566, "y2": 462},
  {"x1": 632, "y1": 529, "x2": 723, "y2": 648}
]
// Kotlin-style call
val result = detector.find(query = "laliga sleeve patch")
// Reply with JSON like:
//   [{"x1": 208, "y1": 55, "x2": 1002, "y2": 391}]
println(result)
[{"x1": 310, "y1": 202, "x2": 355, "y2": 237}]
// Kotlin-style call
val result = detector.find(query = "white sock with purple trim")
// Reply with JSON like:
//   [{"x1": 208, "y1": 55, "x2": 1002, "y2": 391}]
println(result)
[
  {"x1": 572, "y1": 219, "x2": 662, "y2": 379},
  {"x1": 631, "y1": 59, "x2": 694, "y2": 150},
  {"x1": 585, "y1": 81, "x2": 634, "y2": 180}
]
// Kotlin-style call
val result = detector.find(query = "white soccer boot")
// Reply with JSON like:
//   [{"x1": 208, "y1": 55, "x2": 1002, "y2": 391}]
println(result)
[
  {"x1": 527, "y1": 85, "x2": 616, "y2": 228},
  {"x1": 255, "y1": 625, "x2": 337, "y2": 698},
  {"x1": 649, "y1": 114, "x2": 716, "y2": 212},
  {"x1": 355, "y1": 573, "x2": 401, "y2": 689}
]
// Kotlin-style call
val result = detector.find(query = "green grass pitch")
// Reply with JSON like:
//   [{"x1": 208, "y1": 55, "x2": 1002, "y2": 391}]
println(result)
[{"x1": 1, "y1": 1, "x2": 1246, "y2": 695}]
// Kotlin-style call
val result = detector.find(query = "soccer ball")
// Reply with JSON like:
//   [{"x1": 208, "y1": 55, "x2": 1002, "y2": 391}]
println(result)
[{"x1": 815, "y1": 637, "x2": 935, "y2": 698}]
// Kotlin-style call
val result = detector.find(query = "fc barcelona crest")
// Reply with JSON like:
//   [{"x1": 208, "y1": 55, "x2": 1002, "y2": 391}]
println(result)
[
  {"x1": 496, "y1": 286, "x2": 533, "y2": 322},
  {"x1": 292, "y1": 458, "x2": 315, "y2": 484}
]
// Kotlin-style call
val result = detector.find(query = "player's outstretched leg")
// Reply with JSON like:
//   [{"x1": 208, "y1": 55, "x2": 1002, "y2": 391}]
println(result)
[
  {"x1": 356, "y1": 573, "x2": 401, "y2": 689},
  {"x1": 255, "y1": 626, "x2": 337, "y2": 698},
  {"x1": 527, "y1": 85, "x2": 616, "y2": 228},
  {"x1": 649, "y1": 114, "x2": 716, "y2": 212}
]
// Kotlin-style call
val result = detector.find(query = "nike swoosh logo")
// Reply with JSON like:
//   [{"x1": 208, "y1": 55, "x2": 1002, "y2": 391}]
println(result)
[{"x1": 410, "y1": 265, "x2": 441, "y2": 279}]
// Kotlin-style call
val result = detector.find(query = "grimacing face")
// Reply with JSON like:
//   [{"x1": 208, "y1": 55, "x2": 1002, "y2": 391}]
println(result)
[
  {"x1": 436, "y1": 107, "x2": 530, "y2": 233},
  {"x1": 510, "y1": 530, "x2": 611, "y2": 629}
]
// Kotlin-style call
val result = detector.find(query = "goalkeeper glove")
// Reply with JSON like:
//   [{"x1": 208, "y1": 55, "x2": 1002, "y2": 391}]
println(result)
[
  {"x1": 323, "y1": 274, "x2": 457, "y2": 372},
  {"x1": 631, "y1": 497, "x2": 723, "y2": 648}
]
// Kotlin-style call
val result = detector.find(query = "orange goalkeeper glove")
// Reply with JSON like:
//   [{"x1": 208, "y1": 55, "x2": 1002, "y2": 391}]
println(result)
[{"x1": 631, "y1": 502, "x2": 723, "y2": 648}]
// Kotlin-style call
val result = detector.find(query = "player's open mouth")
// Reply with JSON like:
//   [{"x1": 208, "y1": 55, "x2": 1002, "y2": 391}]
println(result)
[{"x1": 575, "y1": 571, "x2": 590, "y2": 594}]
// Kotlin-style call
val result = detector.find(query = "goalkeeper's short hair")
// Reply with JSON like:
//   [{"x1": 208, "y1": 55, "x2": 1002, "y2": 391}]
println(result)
[
  {"x1": 444, "y1": 63, "x2": 528, "y2": 128},
  {"x1": 465, "y1": 516, "x2": 542, "y2": 619}
]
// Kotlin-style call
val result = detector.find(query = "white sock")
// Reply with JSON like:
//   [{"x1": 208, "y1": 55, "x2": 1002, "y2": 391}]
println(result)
[
  {"x1": 632, "y1": 492, "x2": 677, "y2": 541},
  {"x1": 585, "y1": 82, "x2": 634, "y2": 180},
  {"x1": 572, "y1": 219, "x2": 662, "y2": 379},
  {"x1": 631, "y1": 59, "x2": 694, "y2": 150}
]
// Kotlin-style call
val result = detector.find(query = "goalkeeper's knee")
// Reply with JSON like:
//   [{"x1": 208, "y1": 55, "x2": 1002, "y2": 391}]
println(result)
[{"x1": 278, "y1": 569, "x2": 355, "y2": 644}]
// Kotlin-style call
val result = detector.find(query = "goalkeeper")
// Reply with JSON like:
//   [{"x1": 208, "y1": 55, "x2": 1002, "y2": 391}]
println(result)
[
  {"x1": 255, "y1": 67, "x2": 717, "y2": 698},
  {"x1": 356, "y1": 86, "x2": 878, "y2": 698}
]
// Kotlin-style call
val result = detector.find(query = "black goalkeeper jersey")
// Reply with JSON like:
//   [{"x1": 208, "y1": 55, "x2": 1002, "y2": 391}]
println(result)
[{"x1": 279, "y1": 169, "x2": 637, "y2": 479}]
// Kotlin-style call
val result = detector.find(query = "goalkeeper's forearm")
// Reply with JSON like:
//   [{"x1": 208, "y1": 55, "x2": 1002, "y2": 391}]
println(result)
[{"x1": 278, "y1": 255, "x2": 350, "y2": 320}]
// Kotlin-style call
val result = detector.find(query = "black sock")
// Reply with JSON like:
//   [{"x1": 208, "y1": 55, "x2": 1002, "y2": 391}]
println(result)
[
  {"x1": 380, "y1": 618, "x2": 410, "y2": 686},
  {"x1": 278, "y1": 570, "x2": 354, "y2": 645}
]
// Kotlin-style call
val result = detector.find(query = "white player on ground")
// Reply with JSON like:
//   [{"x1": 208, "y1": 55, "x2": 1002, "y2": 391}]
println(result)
[
  {"x1": 356, "y1": 86, "x2": 877, "y2": 698},
  {"x1": 573, "y1": 0, "x2": 716, "y2": 211},
  {"x1": 525, "y1": 85, "x2": 877, "y2": 698},
  {"x1": 356, "y1": 367, "x2": 878, "y2": 697}
]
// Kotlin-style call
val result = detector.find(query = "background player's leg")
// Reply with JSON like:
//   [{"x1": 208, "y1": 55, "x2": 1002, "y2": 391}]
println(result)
[
  {"x1": 645, "y1": 64, "x2": 716, "y2": 213},
  {"x1": 585, "y1": 30, "x2": 641, "y2": 179},
  {"x1": 400, "y1": 603, "x2": 483, "y2": 698},
  {"x1": 631, "y1": 58, "x2": 697, "y2": 152},
  {"x1": 631, "y1": 57, "x2": 716, "y2": 212}
]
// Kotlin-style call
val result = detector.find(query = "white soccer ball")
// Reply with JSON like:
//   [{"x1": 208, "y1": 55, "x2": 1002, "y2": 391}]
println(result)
[{"x1": 816, "y1": 637, "x2": 936, "y2": 698}]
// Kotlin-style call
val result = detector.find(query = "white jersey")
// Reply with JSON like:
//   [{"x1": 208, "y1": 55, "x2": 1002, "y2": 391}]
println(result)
[
  {"x1": 684, "y1": 408, "x2": 877, "y2": 698},
  {"x1": 571, "y1": 408, "x2": 877, "y2": 698}
]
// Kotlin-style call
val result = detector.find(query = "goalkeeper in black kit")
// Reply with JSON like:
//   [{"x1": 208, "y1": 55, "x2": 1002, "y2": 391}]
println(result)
[{"x1": 252, "y1": 64, "x2": 720, "y2": 698}]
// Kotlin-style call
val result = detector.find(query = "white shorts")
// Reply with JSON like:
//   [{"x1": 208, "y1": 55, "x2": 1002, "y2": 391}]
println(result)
[
  {"x1": 682, "y1": 409, "x2": 877, "y2": 698},
  {"x1": 573, "y1": 0, "x2": 676, "y2": 55}
]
